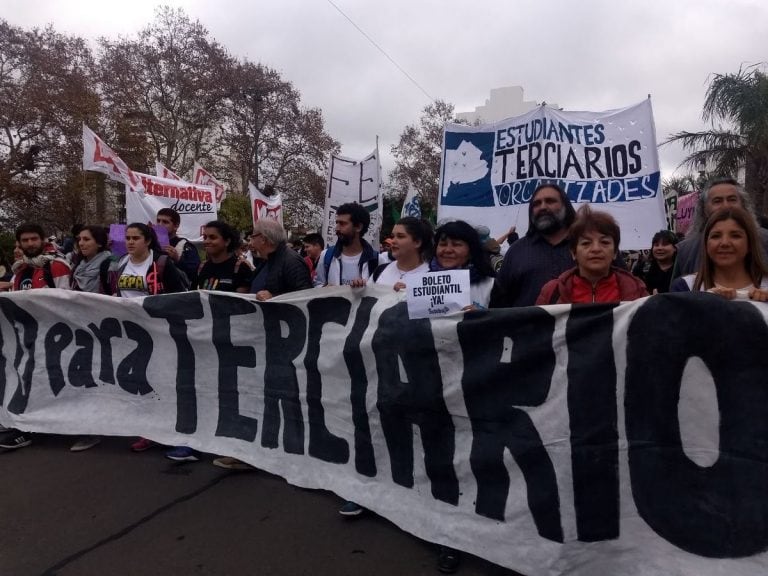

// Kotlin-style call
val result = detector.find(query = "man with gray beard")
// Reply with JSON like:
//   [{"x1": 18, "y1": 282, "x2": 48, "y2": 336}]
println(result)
[{"x1": 497, "y1": 183, "x2": 578, "y2": 307}]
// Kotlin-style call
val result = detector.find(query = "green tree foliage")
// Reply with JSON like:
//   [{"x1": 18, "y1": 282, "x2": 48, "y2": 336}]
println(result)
[
  {"x1": 665, "y1": 65, "x2": 768, "y2": 214},
  {"x1": 389, "y1": 100, "x2": 464, "y2": 208},
  {"x1": 216, "y1": 194, "x2": 253, "y2": 233}
]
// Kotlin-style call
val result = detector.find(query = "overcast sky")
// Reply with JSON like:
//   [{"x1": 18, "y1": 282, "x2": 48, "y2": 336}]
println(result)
[{"x1": 5, "y1": 0, "x2": 767, "y2": 180}]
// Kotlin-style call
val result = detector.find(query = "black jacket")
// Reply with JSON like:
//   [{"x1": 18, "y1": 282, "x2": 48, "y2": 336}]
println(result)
[{"x1": 264, "y1": 243, "x2": 312, "y2": 296}]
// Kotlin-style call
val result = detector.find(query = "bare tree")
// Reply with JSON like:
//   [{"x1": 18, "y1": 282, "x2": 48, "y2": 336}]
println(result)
[
  {"x1": 98, "y1": 6, "x2": 233, "y2": 177},
  {"x1": 219, "y1": 61, "x2": 338, "y2": 228},
  {"x1": 390, "y1": 100, "x2": 463, "y2": 208},
  {"x1": 0, "y1": 20, "x2": 101, "y2": 231}
]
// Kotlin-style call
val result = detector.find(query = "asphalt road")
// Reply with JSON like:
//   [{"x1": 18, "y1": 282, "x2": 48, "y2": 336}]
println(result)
[{"x1": 1, "y1": 435, "x2": 523, "y2": 576}]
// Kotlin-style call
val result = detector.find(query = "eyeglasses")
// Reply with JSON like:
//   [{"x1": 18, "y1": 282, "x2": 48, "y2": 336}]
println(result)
[{"x1": 250, "y1": 233, "x2": 263, "y2": 240}]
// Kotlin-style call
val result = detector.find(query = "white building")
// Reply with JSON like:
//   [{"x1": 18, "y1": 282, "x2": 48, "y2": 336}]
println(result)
[{"x1": 456, "y1": 86, "x2": 558, "y2": 124}]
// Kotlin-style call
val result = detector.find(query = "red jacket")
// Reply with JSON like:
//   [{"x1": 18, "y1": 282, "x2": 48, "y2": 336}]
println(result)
[
  {"x1": 536, "y1": 267, "x2": 648, "y2": 305},
  {"x1": 13, "y1": 258, "x2": 72, "y2": 291}
]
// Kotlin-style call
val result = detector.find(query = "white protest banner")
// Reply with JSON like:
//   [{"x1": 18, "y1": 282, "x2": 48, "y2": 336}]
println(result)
[
  {"x1": 323, "y1": 149, "x2": 382, "y2": 248},
  {"x1": 82, "y1": 124, "x2": 143, "y2": 192},
  {"x1": 126, "y1": 172, "x2": 217, "y2": 242},
  {"x1": 1, "y1": 289, "x2": 767, "y2": 576},
  {"x1": 664, "y1": 187, "x2": 679, "y2": 232},
  {"x1": 193, "y1": 161, "x2": 226, "y2": 205},
  {"x1": 248, "y1": 182, "x2": 284, "y2": 227},
  {"x1": 675, "y1": 191, "x2": 699, "y2": 235},
  {"x1": 155, "y1": 161, "x2": 182, "y2": 181},
  {"x1": 438, "y1": 99, "x2": 665, "y2": 249},
  {"x1": 401, "y1": 184, "x2": 422, "y2": 219},
  {"x1": 406, "y1": 270, "x2": 470, "y2": 318}
]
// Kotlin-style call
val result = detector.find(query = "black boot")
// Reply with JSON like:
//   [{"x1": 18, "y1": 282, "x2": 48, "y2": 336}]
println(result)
[{"x1": 437, "y1": 546, "x2": 461, "y2": 574}]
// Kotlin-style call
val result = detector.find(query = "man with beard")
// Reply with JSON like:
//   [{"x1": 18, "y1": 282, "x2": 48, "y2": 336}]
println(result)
[
  {"x1": 311, "y1": 202, "x2": 378, "y2": 518},
  {"x1": 0, "y1": 223, "x2": 72, "y2": 451},
  {"x1": 497, "y1": 183, "x2": 578, "y2": 307},
  {"x1": 313, "y1": 202, "x2": 379, "y2": 287}
]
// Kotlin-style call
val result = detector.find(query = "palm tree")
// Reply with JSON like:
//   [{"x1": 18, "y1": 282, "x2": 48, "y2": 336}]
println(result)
[
  {"x1": 662, "y1": 174, "x2": 697, "y2": 196},
  {"x1": 665, "y1": 64, "x2": 768, "y2": 214}
]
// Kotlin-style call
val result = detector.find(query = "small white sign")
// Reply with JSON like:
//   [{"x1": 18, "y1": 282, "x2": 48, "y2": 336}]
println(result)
[{"x1": 406, "y1": 270, "x2": 471, "y2": 319}]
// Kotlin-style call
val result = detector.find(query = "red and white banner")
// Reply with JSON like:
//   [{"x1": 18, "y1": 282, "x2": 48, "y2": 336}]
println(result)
[
  {"x1": 82, "y1": 124, "x2": 143, "y2": 192},
  {"x1": 126, "y1": 172, "x2": 217, "y2": 242},
  {"x1": 248, "y1": 182, "x2": 283, "y2": 227},
  {"x1": 155, "y1": 161, "x2": 182, "y2": 181},
  {"x1": 193, "y1": 162, "x2": 226, "y2": 205}
]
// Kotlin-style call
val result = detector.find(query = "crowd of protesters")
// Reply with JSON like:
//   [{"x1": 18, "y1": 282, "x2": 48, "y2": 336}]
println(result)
[{"x1": 1, "y1": 175, "x2": 767, "y2": 574}]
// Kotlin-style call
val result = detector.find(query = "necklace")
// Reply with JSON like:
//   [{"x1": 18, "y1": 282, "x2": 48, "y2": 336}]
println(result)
[{"x1": 396, "y1": 265, "x2": 415, "y2": 279}]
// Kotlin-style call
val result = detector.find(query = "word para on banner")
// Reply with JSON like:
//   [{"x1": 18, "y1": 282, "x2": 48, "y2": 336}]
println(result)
[{"x1": 1, "y1": 292, "x2": 767, "y2": 561}]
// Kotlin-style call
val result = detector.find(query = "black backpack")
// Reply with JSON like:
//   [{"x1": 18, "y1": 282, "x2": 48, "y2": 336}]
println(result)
[{"x1": 112, "y1": 253, "x2": 185, "y2": 295}]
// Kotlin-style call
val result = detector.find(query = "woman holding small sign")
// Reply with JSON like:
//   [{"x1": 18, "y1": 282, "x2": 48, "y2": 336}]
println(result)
[
  {"x1": 430, "y1": 220, "x2": 497, "y2": 311},
  {"x1": 670, "y1": 207, "x2": 768, "y2": 300},
  {"x1": 430, "y1": 225, "x2": 493, "y2": 573},
  {"x1": 536, "y1": 206, "x2": 648, "y2": 304}
]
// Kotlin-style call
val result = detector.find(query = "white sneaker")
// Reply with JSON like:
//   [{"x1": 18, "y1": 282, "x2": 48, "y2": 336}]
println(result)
[{"x1": 70, "y1": 436, "x2": 101, "y2": 452}]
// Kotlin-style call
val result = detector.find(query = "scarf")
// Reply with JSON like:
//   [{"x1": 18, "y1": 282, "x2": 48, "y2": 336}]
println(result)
[
  {"x1": 73, "y1": 251, "x2": 111, "y2": 293},
  {"x1": 429, "y1": 257, "x2": 484, "y2": 284},
  {"x1": 12, "y1": 251, "x2": 57, "y2": 275}
]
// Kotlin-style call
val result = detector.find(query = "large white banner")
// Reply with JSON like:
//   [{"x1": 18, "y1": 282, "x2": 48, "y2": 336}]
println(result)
[
  {"x1": 438, "y1": 99, "x2": 665, "y2": 249},
  {"x1": 323, "y1": 150, "x2": 382, "y2": 248},
  {"x1": 126, "y1": 173, "x2": 217, "y2": 242},
  {"x1": 1, "y1": 289, "x2": 767, "y2": 576},
  {"x1": 248, "y1": 182, "x2": 284, "y2": 227}
]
